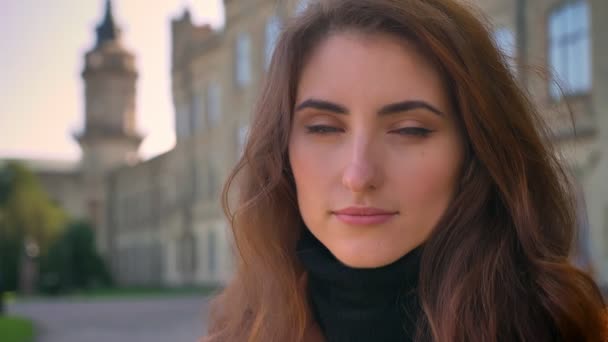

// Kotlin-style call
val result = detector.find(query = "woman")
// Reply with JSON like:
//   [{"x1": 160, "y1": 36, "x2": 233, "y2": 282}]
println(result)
[{"x1": 204, "y1": 0, "x2": 606, "y2": 341}]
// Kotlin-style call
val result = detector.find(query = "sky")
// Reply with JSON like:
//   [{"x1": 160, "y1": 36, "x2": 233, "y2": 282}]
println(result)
[{"x1": 0, "y1": 0, "x2": 225, "y2": 162}]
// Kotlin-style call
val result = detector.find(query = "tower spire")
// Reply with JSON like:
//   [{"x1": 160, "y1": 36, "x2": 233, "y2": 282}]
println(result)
[{"x1": 95, "y1": 0, "x2": 121, "y2": 47}]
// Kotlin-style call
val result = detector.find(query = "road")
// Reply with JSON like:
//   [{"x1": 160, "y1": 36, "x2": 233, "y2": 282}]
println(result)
[{"x1": 7, "y1": 295, "x2": 210, "y2": 342}]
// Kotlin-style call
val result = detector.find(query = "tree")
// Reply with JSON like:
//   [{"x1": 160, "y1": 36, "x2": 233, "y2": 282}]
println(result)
[
  {"x1": 0, "y1": 161, "x2": 67, "y2": 292},
  {"x1": 39, "y1": 220, "x2": 113, "y2": 294}
]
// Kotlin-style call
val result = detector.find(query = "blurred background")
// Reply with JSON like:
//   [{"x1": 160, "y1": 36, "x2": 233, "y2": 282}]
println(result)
[{"x1": 0, "y1": 0, "x2": 606, "y2": 341}]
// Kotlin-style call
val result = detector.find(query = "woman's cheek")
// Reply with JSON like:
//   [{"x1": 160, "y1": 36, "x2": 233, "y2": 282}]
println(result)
[{"x1": 389, "y1": 142, "x2": 453, "y2": 200}]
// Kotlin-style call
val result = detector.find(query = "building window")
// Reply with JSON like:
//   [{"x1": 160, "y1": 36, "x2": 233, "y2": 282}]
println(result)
[
  {"x1": 265, "y1": 15, "x2": 282, "y2": 69},
  {"x1": 207, "y1": 166, "x2": 217, "y2": 199},
  {"x1": 235, "y1": 33, "x2": 252, "y2": 87},
  {"x1": 189, "y1": 95, "x2": 198, "y2": 133},
  {"x1": 197, "y1": 161, "x2": 207, "y2": 200},
  {"x1": 548, "y1": 1, "x2": 591, "y2": 99},
  {"x1": 175, "y1": 104, "x2": 191, "y2": 138},
  {"x1": 207, "y1": 83, "x2": 221, "y2": 127},
  {"x1": 191, "y1": 91, "x2": 205, "y2": 132},
  {"x1": 191, "y1": 161, "x2": 199, "y2": 200},
  {"x1": 208, "y1": 229, "x2": 217, "y2": 276},
  {"x1": 179, "y1": 231, "x2": 197, "y2": 275},
  {"x1": 493, "y1": 27, "x2": 517, "y2": 73}
]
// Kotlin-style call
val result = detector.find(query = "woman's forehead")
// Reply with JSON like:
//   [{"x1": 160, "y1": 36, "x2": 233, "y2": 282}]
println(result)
[{"x1": 295, "y1": 32, "x2": 450, "y2": 114}]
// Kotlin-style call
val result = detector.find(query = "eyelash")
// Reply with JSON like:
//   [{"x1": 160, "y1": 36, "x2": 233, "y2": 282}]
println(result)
[
  {"x1": 305, "y1": 125, "x2": 433, "y2": 137},
  {"x1": 393, "y1": 127, "x2": 433, "y2": 137},
  {"x1": 305, "y1": 125, "x2": 342, "y2": 134}
]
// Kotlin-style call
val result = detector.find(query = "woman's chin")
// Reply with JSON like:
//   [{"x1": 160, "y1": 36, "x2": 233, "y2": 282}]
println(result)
[{"x1": 330, "y1": 244, "x2": 406, "y2": 269}]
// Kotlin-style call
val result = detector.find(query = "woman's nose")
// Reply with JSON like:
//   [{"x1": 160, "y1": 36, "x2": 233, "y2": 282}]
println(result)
[{"x1": 341, "y1": 141, "x2": 382, "y2": 193}]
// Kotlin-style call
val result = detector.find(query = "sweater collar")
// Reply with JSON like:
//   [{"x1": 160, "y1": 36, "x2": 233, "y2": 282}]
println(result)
[{"x1": 296, "y1": 227, "x2": 424, "y2": 342}]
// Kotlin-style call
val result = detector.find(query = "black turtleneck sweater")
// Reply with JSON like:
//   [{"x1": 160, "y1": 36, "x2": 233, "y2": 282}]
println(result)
[{"x1": 296, "y1": 228, "x2": 424, "y2": 342}]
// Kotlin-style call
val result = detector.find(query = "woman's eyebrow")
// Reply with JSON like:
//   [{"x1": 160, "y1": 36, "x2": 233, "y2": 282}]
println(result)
[
  {"x1": 294, "y1": 98, "x2": 444, "y2": 116},
  {"x1": 378, "y1": 100, "x2": 444, "y2": 116},
  {"x1": 295, "y1": 99, "x2": 348, "y2": 114}
]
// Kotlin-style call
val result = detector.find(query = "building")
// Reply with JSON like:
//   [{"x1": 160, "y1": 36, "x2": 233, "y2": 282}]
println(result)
[
  {"x1": 11, "y1": 0, "x2": 607, "y2": 287},
  {"x1": 472, "y1": 0, "x2": 608, "y2": 278},
  {"x1": 100, "y1": 0, "x2": 307, "y2": 286},
  {"x1": 43, "y1": 0, "x2": 307, "y2": 287}
]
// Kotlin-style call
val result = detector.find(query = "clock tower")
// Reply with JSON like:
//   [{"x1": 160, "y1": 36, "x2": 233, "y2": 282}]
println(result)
[{"x1": 75, "y1": 0, "x2": 143, "y2": 250}]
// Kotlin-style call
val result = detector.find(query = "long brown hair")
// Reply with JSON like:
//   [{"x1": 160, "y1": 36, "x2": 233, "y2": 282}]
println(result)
[{"x1": 205, "y1": 0, "x2": 606, "y2": 341}]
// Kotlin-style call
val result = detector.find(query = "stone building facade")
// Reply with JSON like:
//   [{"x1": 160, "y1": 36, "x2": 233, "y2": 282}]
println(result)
[
  {"x1": 472, "y1": 0, "x2": 608, "y2": 279},
  {"x1": 13, "y1": 0, "x2": 607, "y2": 287},
  {"x1": 99, "y1": 0, "x2": 309, "y2": 286}
]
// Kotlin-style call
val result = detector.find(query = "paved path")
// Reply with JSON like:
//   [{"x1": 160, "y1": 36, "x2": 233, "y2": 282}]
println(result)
[{"x1": 7, "y1": 295, "x2": 210, "y2": 342}]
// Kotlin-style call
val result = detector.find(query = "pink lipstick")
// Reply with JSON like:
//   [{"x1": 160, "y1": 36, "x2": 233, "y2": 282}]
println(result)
[{"x1": 333, "y1": 207, "x2": 398, "y2": 225}]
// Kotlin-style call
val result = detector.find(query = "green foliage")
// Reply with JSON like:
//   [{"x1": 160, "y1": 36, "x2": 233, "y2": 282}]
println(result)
[
  {"x1": 0, "y1": 162, "x2": 66, "y2": 249},
  {"x1": 0, "y1": 161, "x2": 68, "y2": 292},
  {"x1": 0, "y1": 161, "x2": 113, "y2": 297},
  {"x1": 38, "y1": 220, "x2": 113, "y2": 295},
  {"x1": 0, "y1": 238, "x2": 20, "y2": 296},
  {"x1": 0, "y1": 316, "x2": 35, "y2": 342}
]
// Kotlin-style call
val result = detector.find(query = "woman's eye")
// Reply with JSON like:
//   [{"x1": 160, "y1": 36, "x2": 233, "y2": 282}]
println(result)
[
  {"x1": 305, "y1": 125, "x2": 342, "y2": 134},
  {"x1": 392, "y1": 127, "x2": 433, "y2": 137}
]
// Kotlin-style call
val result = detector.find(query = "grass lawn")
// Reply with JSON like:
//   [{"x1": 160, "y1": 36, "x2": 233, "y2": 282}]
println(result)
[{"x1": 0, "y1": 316, "x2": 35, "y2": 342}]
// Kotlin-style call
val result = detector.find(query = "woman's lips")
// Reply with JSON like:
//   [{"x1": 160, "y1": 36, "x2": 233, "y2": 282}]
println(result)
[
  {"x1": 333, "y1": 207, "x2": 398, "y2": 225},
  {"x1": 334, "y1": 213, "x2": 397, "y2": 225}
]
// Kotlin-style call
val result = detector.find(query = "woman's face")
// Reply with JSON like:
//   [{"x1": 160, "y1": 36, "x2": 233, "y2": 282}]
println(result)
[{"x1": 289, "y1": 32, "x2": 465, "y2": 268}]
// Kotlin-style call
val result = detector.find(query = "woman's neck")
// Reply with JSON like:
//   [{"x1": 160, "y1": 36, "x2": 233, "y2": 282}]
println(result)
[{"x1": 296, "y1": 228, "x2": 424, "y2": 342}]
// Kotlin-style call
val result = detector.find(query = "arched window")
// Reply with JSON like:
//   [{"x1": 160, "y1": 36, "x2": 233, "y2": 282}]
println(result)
[{"x1": 548, "y1": 1, "x2": 591, "y2": 99}]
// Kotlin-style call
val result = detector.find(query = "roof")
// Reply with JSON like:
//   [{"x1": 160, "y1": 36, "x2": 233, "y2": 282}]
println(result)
[{"x1": 95, "y1": 0, "x2": 121, "y2": 47}]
